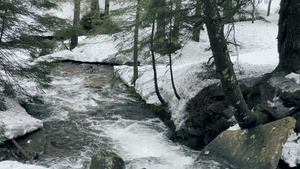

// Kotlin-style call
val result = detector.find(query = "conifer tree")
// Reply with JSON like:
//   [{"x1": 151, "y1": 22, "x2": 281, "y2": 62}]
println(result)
[
  {"x1": 70, "y1": 0, "x2": 81, "y2": 50},
  {"x1": 0, "y1": 0, "x2": 66, "y2": 98}
]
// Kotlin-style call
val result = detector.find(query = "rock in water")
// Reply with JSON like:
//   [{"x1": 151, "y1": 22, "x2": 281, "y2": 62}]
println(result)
[
  {"x1": 198, "y1": 117, "x2": 296, "y2": 169},
  {"x1": 90, "y1": 151, "x2": 125, "y2": 169}
]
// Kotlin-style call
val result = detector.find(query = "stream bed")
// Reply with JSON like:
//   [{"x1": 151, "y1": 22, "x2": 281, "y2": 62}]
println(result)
[{"x1": 25, "y1": 62, "x2": 226, "y2": 169}]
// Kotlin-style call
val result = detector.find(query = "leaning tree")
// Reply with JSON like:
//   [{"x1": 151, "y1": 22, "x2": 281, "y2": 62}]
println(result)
[{"x1": 201, "y1": 0, "x2": 268, "y2": 128}]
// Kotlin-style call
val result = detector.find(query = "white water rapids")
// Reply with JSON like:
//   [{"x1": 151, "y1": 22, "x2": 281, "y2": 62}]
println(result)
[{"x1": 20, "y1": 62, "x2": 230, "y2": 169}]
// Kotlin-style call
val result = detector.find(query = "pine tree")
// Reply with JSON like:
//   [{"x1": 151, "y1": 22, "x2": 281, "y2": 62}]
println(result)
[
  {"x1": 0, "y1": 0, "x2": 66, "y2": 98},
  {"x1": 70, "y1": 0, "x2": 81, "y2": 50}
]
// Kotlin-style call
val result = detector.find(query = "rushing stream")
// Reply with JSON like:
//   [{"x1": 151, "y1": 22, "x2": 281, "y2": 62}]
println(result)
[{"x1": 25, "y1": 62, "x2": 229, "y2": 169}]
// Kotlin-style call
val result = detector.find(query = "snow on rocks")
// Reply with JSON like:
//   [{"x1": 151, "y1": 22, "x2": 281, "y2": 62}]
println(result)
[
  {"x1": 0, "y1": 98, "x2": 43, "y2": 139},
  {"x1": 281, "y1": 132, "x2": 300, "y2": 167}
]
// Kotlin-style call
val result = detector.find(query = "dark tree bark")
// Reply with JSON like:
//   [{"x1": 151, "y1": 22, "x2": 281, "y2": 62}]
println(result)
[
  {"x1": 70, "y1": 0, "x2": 81, "y2": 50},
  {"x1": 155, "y1": 0, "x2": 166, "y2": 47},
  {"x1": 150, "y1": 14, "x2": 166, "y2": 106},
  {"x1": 105, "y1": 0, "x2": 110, "y2": 16},
  {"x1": 251, "y1": 0, "x2": 256, "y2": 23},
  {"x1": 202, "y1": 0, "x2": 267, "y2": 128},
  {"x1": 172, "y1": 0, "x2": 181, "y2": 43},
  {"x1": 132, "y1": 0, "x2": 141, "y2": 86},
  {"x1": 91, "y1": 0, "x2": 100, "y2": 16},
  {"x1": 267, "y1": 0, "x2": 272, "y2": 16},
  {"x1": 192, "y1": 0, "x2": 203, "y2": 42},
  {"x1": 276, "y1": 0, "x2": 300, "y2": 73},
  {"x1": 168, "y1": 0, "x2": 181, "y2": 100}
]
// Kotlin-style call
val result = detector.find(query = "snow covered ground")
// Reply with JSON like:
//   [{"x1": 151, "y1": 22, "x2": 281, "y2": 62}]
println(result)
[{"x1": 1, "y1": 0, "x2": 300, "y2": 168}]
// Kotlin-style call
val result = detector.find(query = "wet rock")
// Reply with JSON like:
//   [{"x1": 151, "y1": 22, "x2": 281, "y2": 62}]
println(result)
[
  {"x1": 0, "y1": 148, "x2": 9, "y2": 161},
  {"x1": 199, "y1": 117, "x2": 296, "y2": 169},
  {"x1": 90, "y1": 151, "x2": 125, "y2": 169},
  {"x1": 185, "y1": 84, "x2": 231, "y2": 149},
  {"x1": 20, "y1": 128, "x2": 46, "y2": 159}
]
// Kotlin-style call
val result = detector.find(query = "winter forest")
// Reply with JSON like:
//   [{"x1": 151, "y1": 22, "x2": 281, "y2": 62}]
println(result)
[{"x1": 0, "y1": 0, "x2": 300, "y2": 168}]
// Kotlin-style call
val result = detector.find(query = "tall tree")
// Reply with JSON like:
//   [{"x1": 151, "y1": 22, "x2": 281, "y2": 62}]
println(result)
[
  {"x1": 0, "y1": 0, "x2": 65, "y2": 97},
  {"x1": 276, "y1": 0, "x2": 300, "y2": 73},
  {"x1": 167, "y1": 0, "x2": 181, "y2": 100},
  {"x1": 155, "y1": 0, "x2": 167, "y2": 52},
  {"x1": 132, "y1": 0, "x2": 141, "y2": 86},
  {"x1": 150, "y1": 13, "x2": 166, "y2": 106},
  {"x1": 172, "y1": 0, "x2": 182, "y2": 43},
  {"x1": 70, "y1": 0, "x2": 81, "y2": 50},
  {"x1": 91, "y1": 0, "x2": 100, "y2": 16},
  {"x1": 202, "y1": 0, "x2": 267, "y2": 128},
  {"x1": 267, "y1": 0, "x2": 272, "y2": 16},
  {"x1": 192, "y1": 0, "x2": 204, "y2": 42},
  {"x1": 105, "y1": 0, "x2": 110, "y2": 16}
]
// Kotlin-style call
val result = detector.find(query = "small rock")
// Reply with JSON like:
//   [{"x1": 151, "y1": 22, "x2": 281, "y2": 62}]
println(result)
[{"x1": 90, "y1": 151, "x2": 125, "y2": 169}]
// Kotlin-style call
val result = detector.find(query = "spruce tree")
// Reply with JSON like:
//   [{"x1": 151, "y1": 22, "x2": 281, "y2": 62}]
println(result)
[{"x1": 0, "y1": 0, "x2": 66, "y2": 98}]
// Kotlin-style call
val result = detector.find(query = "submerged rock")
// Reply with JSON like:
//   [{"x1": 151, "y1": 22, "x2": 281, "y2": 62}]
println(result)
[
  {"x1": 90, "y1": 151, "x2": 125, "y2": 169},
  {"x1": 20, "y1": 128, "x2": 46, "y2": 159},
  {"x1": 198, "y1": 117, "x2": 296, "y2": 169}
]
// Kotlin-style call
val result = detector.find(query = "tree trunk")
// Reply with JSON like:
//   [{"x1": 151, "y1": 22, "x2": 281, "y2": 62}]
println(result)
[
  {"x1": 0, "y1": 6, "x2": 8, "y2": 45},
  {"x1": 267, "y1": 0, "x2": 272, "y2": 16},
  {"x1": 251, "y1": 0, "x2": 256, "y2": 23},
  {"x1": 192, "y1": 0, "x2": 203, "y2": 42},
  {"x1": 202, "y1": 0, "x2": 266, "y2": 128},
  {"x1": 70, "y1": 0, "x2": 81, "y2": 50},
  {"x1": 91, "y1": 0, "x2": 100, "y2": 16},
  {"x1": 155, "y1": 0, "x2": 166, "y2": 48},
  {"x1": 91, "y1": 0, "x2": 100, "y2": 29},
  {"x1": 276, "y1": 0, "x2": 300, "y2": 73},
  {"x1": 105, "y1": 0, "x2": 110, "y2": 16},
  {"x1": 172, "y1": 0, "x2": 181, "y2": 43},
  {"x1": 132, "y1": 0, "x2": 140, "y2": 86},
  {"x1": 150, "y1": 14, "x2": 166, "y2": 106},
  {"x1": 168, "y1": 47, "x2": 181, "y2": 100}
]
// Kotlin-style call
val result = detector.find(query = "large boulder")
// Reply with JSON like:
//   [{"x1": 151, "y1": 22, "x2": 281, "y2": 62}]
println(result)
[
  {"x1": 90, "y1": 151, "x2": 125, "y2": 169},
  {"x1": 198, "y1": 117, "x2": 296, "y2": 169}
]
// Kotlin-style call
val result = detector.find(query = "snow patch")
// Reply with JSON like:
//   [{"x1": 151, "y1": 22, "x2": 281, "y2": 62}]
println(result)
[
  {"x1": 282, "y1": 132, "x2": 300, "y2": 167},
  {"x1": 0, "y1": 161, "x2": 47, "y2": 169},
  {"x1": 0, "y1": 98, "x2": 43, "y2": 139}
]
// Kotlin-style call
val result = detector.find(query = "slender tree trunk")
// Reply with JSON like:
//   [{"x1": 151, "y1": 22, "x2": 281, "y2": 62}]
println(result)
[
  {"x1": 132, "y1": 0, "x2": 141, "y2": 86},
  {"x1": 276, "y1": 0, "x2": 300, "y2": 73},
  {"x1": 252, "y1": 0, "x2": 256, "y2": 23},
  {"x1": 267, "y1": 0, "x2": 272, "y2": 16},
  {"x1": 91, "y1": 0, "x2": 100, "y2": 16},
  {"x1": 168, "y1": 2, "x2": 181, "y2": 100},
  {"x1": 192, "y1": 0, "x2": 203, "y2": 42},
  {"x1": 168, "y1": 47, "x2": 181, "y2": 100},
  {"x1": 91, "y1": 0, "x2": 100, "y2": 29},
  {"x1": 155, "y1": 0, "x2": 166, "y2": 48},
  {"x1": 172, "y1": 0, "x2": 181, "y2": 43},
  {"x1": 70, "y1": 0, "x2": 81, "y2": 50},
  {"x1": 0, "y1": 7, "x2": 8, "y2": 45},
  {"x1": 105, "y1": 0, "x2": 110, "y2": 16},
  {"x1": 150, "y1": 14, "x2": 166, "y2": 106},
  {"x1": 202, "y1": 0, "x2": 266, "y2": 128}
]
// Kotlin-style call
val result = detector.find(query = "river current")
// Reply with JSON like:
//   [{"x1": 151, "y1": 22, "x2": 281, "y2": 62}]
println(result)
[{"x1": 28, "y1": 62, "x2": 226, "y2": 169}]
